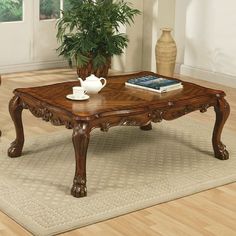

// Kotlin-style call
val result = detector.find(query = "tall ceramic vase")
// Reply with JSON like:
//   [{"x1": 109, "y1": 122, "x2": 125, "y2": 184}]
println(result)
[{"x1": 155, "y1": 28, "x2": 177, "y2": 77}]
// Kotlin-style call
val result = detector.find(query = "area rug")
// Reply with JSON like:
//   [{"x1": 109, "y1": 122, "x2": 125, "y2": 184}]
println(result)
[{"x1": 0, "y1": 117, "x2": 235, "y2": 236}]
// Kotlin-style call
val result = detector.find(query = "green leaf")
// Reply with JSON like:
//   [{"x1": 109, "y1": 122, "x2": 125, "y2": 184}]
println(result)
[
  {"x1": 56, "y1": 0, "x2": 141, "y2": 70},
  {"x1": 92, "y1": 54, "x2": 107, "y2": 69},
  {"x1": 76, "y1": 53, "x2": 90, "y2": 68}
]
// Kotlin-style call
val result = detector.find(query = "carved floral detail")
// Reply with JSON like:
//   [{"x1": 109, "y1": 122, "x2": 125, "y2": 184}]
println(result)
[
  {"x1": 100, "y1": 118, "x2": 141, "y2": 132},
  {"x1": 214, "y1": 98, "x2": 230, "y2": 113},
  {"x1": 65, "y1": 121, "x2": 74, "y2": 129},
  {"x1": 98, "y1": 102, "x2": 214, "y2": 131},
  {"x1": 22, "y1": 101, "x2": 73, "y2": 129},
  {"x1": 168, "y1": 101, "x2": 174, "y2": 107},
  {"x1": 22, "y1": 102, "x2": 29, "y2": 109},
  {"x1": 148, "y1": 110, "x2": 164, "y2": 123},
  {"x1": 119, "y1": 118, "x2": 140, "y2": 126},
  {"x1": 100, "y1": 122, "x2": 111, "y2": 132},
  {"x1": 200, "y1": 104, "x2": 210, "y2": 113},
  {"x1": 221, "y1": 98, "x2": 230, "y2": 110},
  {"x1": 167, "y1": 103, "x2": 212, "y2": 119}
]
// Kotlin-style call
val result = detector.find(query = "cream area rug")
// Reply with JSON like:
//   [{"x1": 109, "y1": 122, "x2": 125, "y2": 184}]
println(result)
[{"x1": 0, "y1": 117, "x2": 236, "y2": 236}]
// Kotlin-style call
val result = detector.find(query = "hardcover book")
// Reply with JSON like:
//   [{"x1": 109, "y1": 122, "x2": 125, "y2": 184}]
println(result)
[{"x1": 125, "y1": 75, "x2": 183, "y2": 93}]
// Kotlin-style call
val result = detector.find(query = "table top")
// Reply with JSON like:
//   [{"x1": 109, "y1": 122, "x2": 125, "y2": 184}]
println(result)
[{"x1": 14, "y1": 71, "x2": 225, "y2": 120}]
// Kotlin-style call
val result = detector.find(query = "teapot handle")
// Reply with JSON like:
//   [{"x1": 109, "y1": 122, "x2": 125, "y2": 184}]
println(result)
[{"x1": 100, "y1": 78, "x2": 107, "y2": 88}]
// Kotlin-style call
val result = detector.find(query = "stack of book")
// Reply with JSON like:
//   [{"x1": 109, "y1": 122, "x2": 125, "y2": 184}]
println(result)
[{"x1": 125, "y1": 75, "x2": 183, "y2": 93}]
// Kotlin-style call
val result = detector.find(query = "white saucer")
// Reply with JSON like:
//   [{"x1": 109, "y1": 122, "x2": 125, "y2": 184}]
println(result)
[{"x1": 66, "y1": 94, "x2": 90, "y2": 101}]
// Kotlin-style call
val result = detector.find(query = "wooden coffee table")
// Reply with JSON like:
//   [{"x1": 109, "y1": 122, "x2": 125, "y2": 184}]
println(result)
[{"x1": 8, "y1": 71, "x2": 230, "y2": 197}]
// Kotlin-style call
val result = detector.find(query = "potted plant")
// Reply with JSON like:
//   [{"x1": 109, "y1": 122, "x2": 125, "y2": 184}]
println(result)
[{"x1": 56, "y1": 0, "x2": 140, "y2": 78}]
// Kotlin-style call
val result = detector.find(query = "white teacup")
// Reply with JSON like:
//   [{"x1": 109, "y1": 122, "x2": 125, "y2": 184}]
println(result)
[{"x1": 72, "y1": 86, "x2": 86, "y2": 98}]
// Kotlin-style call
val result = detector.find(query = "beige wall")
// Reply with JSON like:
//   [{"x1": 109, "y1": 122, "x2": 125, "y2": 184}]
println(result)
[
  {"x1": 176, "y1": 0, "x2": 236, "y2": 87},
  {"x1": 0, "y1": 0, "x2": 67, "y2": 74},
  {"x1": 1, "y1": 0, "x2": 178, "y2": 75},
  {"x1": 112, "y1": 0, "x2": 144, "y2": 72},
  {"x1": 4, "y1": 0, "x2": 236, "y2": 88},
  {"x1": 174, "y1": 0, "x2": 189, "y2": 70},
  {"x1": 124, "y1": 0, "x2": 236, "y2": 88},
  {"x1": 142, "y1": 0, "x2": 176, "y2": 72},
  {"x1": 142, "y1": 0, "x2": 158, "y2": 72},
  {"x1": 113, "y1": 0, "x2": 176, "y2": 73}
]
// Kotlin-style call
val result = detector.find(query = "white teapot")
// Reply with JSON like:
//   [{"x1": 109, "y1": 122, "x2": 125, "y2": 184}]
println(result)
[{"x1": 78, "y1": 74, "x2": 107, "y2": 94}]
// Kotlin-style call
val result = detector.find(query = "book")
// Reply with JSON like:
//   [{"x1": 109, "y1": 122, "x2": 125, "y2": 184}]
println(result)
[
  {"x1": 125, "y1": 75, "x2": 183, "y2": 93},
  {"x1": 126, "y1": 82, "x2": 183, "y2": 93}
]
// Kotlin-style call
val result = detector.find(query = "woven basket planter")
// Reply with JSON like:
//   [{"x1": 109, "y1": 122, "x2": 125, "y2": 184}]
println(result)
[{"x1": 77, "y1": 57, "x2": 111, "y2": 79}]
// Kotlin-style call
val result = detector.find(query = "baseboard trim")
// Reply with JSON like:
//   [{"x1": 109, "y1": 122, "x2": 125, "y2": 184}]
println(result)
[
  {"x1": 180, "y1": 64, "x2": 236, "y2": 88},
  {"x1": 0, "y1": 60, "x2": 68, "y2": 74}
]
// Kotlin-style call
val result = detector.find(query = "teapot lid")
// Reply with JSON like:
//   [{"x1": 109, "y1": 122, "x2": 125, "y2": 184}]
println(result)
[{"x1": 86, "y1": 74, "x2": 99, "y2": 80}]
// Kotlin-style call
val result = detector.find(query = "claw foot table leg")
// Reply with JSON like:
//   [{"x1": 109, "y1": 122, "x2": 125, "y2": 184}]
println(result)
[
  {"x1": 71, "y1": 122, "x2": 90, "y2": 197},
  {"x1": 212, "y1": 97, "x2": 230, "y2": 160},
  {"x1": 8, "y1": 96, "x2": 25, "y2": 158}
]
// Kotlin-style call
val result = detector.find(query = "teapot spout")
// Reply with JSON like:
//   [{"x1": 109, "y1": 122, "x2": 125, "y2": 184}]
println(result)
[{"x1": 78, "y1": 77, "x2": 84, "y2": 87}]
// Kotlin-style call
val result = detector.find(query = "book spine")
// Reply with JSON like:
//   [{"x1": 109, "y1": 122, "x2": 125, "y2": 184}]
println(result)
[
  {"x1": 125, "y1": 82, "x2": 163, "y2": 93},
  {"x1": 125, "y1": 82, "x2": 183, "y2": 93},
  {"x1": 160, "y1": 85, "x2": 183, "y2": 93},
  {"x1": 158, "y1": 83, "x2": 182, "y2": 92}
]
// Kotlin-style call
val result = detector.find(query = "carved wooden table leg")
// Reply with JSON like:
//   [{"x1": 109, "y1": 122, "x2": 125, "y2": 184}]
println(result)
[
  {"x1": 212, "y1": 97, "x2": 230, "y2": 160},
  {"x1": 71, "y1": 122, "x2": 90, "y2": 197},
  {"x1": 8, "y1": 96, "x2": 25, "y2": 158},
  {"x1": 140, "y1": 123, "x2": 152, "y2": 131}
]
